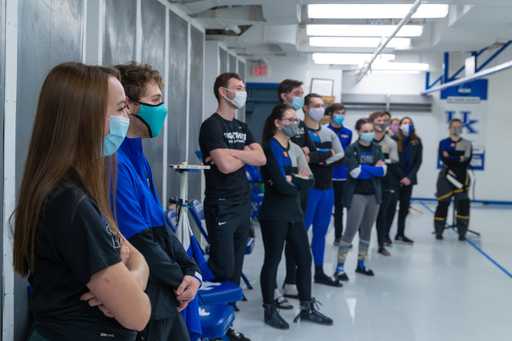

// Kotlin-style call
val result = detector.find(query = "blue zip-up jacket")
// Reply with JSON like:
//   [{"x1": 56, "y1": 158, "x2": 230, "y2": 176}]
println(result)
[
  {"x1": 114, "y1": 137, "x2": 200, "y2": 323},
  {"x1": 327, "y1": 123, "x2": 352, "y2": 180}
]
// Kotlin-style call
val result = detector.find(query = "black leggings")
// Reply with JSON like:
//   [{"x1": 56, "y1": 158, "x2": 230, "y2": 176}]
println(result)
[
  {"x1": 376, "y1": 189, "x2": 392, "y2": 245},
  {"x1": 260, "y1": 220, "x2": 312, "y2": 305},
  {"x1": 333, "y1": 180, "x2": 346, "y2": 239},
  {"x1": 386, "y1": 185, "x2": 414, "y2": 237}
]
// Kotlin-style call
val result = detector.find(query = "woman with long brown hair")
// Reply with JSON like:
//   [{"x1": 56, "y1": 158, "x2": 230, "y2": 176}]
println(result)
[
  {"x1": 385, "y1": 116, "x2": 423, "y2": 245},
  {"x1": 12, "y1": 62, "x2": 151, "y2": 341}
]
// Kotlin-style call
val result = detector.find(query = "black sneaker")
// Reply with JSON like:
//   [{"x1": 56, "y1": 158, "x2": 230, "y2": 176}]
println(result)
[
  {"x1": 458, "y1": 234, "x2": 466, "y2": 241},
  {"x1": 275, "y1": 297, "x2": 293, "y2": 310},
  {"x1": 378, "y1": 245, "x2": 391, "y2": 256},
  {"x1": 314, "y1": 273, "x2": 343, "y2": 287},
  {"x1": 436, "y1": 234, "x2": 443, "y2": 240},
  {"x1": 294, "y1": 299, "x2": 333, "y2": 326},
  {"x1": 355, "y1": 265, "x2": 374, "y2": 276},
  {"x1": 395, "y1": 235, "x2": 414, "y2": 244},
  {"x1": 334, "y1": 271, "x2": 349, "y2": 281},
  {"x1": 226, "y1": 327, "x2": 251, "y2": 341},
  {"x1": 383, "y1": 236, "x2": 393, "y2": 246},
  {"x1": 263, "y1": 304, "x2": 290, "y2": 330}
]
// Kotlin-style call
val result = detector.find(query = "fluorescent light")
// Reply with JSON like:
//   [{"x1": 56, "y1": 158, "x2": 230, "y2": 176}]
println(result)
[
  {"x1": 308, "y1": 4, "x2": 449, "y2": 19},
  {"x1": 312, "y1": 53, "x2": 395, "y2": 65},
  {"x1": 306, "y1": 25, "x2": 423, "y2": 37},
  {"x1": 372, "y1": 62, "x2": 429, "y2": 71},
  {"x1": 309, "y1": 37, "x2": 411, "y2": 49},
  {"x1": 371, "y1": 70, "x2": 422, "y2": 74}
]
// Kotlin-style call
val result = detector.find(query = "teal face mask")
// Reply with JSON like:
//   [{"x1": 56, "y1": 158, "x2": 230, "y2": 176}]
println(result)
[
  {"x1": 103, "y1": 116, "x2": 130, "y2": 157},
  {"x1": 286, "y1": 95, "x2": 304, "y2": 110},
  {"x1": 132, "y1": 98, "x2": 168, "y2": 138},
  {"x1": 360, "y1": 132, "x2": 375, "y2": 143},
  {"x1": 333, "y1": 114, "x2": 345, "y2": 125}
]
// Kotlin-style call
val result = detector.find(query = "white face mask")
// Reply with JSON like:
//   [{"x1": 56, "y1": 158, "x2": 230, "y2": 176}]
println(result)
[
  {"x1": 308, "y1": 107, "x2": 325, "y2": 121},
  {"x1": 223, "y1": 88, "x2": 247, "y2": 109},
  {"x1": 401, "y1": 124, "x2": 412, "y2": 135}
]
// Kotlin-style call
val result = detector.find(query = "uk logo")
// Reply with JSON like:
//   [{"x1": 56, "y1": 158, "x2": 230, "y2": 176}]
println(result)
[{"x1": 445, "y1": 111, "x2": 478, "y2": 134}]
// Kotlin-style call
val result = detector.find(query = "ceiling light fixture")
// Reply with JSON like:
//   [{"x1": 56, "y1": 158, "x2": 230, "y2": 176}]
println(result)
[
  {"x1": 309, "y1": 37, "x2": 411, "y2": 49},
  {"x1": 306, "y1": 24, "x2": 423, "y2": 37},
  {"x1": 312, "y1": 53, "x2": 396, "y2": 65},
  {"x1": 308, "y1": 4, "x2": 449, "y2": 19}
]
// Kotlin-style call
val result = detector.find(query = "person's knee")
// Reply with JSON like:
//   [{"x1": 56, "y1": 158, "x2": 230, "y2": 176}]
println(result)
[{"x1": 211, "y1": 262, "x2": 235, "y2": 281}]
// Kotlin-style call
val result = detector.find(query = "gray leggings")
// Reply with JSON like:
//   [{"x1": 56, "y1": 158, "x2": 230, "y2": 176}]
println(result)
[{"x1": 341, "y1": 194, "x2": 380, "y2": 244}]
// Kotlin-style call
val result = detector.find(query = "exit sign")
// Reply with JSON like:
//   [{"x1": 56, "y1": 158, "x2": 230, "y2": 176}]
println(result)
[{"x1": 254, "y1": 65, "x2": 267, "y2": 76}]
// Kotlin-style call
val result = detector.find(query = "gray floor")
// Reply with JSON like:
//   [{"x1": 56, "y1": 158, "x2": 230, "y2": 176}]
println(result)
[{"x1": 232, "y1": 201, "x2": 512, "y2": 341}]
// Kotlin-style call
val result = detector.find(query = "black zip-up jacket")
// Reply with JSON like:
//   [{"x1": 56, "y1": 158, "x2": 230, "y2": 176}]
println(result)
[
  {"x1": 258, "y1": 138, "x2": 315, "y2": 223},
  {"x1": 390, "y1": 135, "x2": 423, "y2": 186}
]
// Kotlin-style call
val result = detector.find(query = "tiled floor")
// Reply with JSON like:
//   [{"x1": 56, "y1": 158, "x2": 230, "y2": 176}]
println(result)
[{"x1": 231, "y1": 201, "x2": 512, "y2": 341}]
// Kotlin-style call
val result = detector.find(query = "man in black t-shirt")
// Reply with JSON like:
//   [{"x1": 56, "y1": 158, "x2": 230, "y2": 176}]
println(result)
[{"x1": 199, "y1": 72, "x2": 266, "y2": 341}]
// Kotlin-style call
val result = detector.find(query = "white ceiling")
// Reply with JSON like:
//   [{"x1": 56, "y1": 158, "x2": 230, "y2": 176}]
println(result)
[{"x1": 170, "y1": 0, "x2": 512, "y2": 70}]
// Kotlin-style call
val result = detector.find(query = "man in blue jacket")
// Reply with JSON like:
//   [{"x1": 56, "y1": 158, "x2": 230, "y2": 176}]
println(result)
[
  {"x1": 113, "y1": 62, "x2": 202, "y2": 341},
  {"x1": 326, "y1": 103, "x2": 352, "y2": 246}
]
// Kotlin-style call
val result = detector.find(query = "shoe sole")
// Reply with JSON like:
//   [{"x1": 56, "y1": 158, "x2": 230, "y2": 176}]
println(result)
[
  {"x1": 276, "y1": 305, "x2": 294, "y2": 310},
  {"x1": 283, "y1": 294, "x2": 299, "y2": 300},
  {"x1": 264, "y1": 321, "x2": 290, "y2": 330},
  {"x1": 394, "y1": 240, "x2": 413, "y2": 244},
  {"x1": 378, "y1": 251, "x2": 391, "y2": 256},
  {"x1": 355, "y1": 270, "x2": 374, "y2": 277},
  {"x1": 297, "y1": 319, "x2": 334, "y2": 326},
  {"x1": 314, "y1": 280, "x2": 343, "y2": 287}
]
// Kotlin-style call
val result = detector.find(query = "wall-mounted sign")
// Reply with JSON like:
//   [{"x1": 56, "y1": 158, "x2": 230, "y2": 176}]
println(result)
[{"x1": 254, "y1": 65, "x2": 267, "y2": 76}]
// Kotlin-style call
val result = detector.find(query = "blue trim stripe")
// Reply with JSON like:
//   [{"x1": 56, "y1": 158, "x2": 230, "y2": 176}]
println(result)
[
  {"x1": 419, "y1": 201, "x2": 512, "y2": 279},
  {"x1": 412, "y1": 198, "x2": 512, "y2": 206},
  {"x1": 246, "y1": 82, "x2": 280, "y2": 88}
]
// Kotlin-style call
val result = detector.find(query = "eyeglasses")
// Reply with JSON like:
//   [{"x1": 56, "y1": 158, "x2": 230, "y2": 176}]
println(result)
[{"x1": 281, "y1": 118, "x2": 300, "y2": 124}]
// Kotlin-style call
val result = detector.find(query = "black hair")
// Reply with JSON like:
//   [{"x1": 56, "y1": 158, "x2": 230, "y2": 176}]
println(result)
[
  {"x1": 278, "y1": 79, "x2": 303, "y2": 103},
  {"x1": 328, "y1": 103, "x2": 345, "y2": 115},
  {"x1": 261, "y1": 104, "x2": 295, "y2": 145}
]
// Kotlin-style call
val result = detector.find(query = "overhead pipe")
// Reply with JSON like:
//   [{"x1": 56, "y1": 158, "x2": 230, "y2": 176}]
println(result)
[
  {"x1": 420, "y1": 59, "x2": 512, "y2": 95},
  {"x1": 356, "y1": 0, "x2": 423, "y2": 82}
]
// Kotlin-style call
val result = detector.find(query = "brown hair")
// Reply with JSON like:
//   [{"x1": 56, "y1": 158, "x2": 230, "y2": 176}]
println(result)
[
  {"x1": 369, "y1": 110, "x2": 387, "y2": 122},
  {"x1": 304, "y1": 93, "x2": 322, "y2": 107},
  {"x1": 328, "y1": 103, "x2": 345, "y2": 115},
  {"x1": 278, "y1": 79, "x2": 303, "y2": 103},
  {"x1": 355, "y1": 118, "x2": 372, "y2": 131},
  {"x1": 12, "y1": 62, "x2": 122, "y2": 277},
  {"x1": 449, "y1": 118, "x2": 462, "y2": 128},
  {"x1": 397, "y1": 116, "x2": 420, "y2": 152},
  {"x1": 261, "y1": 104, "x2": 295, "y2": 145},
  {"x1": 213, "y1": 72, "x2": 243, "y2": 102},
  {"x1": 114, "y1": 61, "x2": 164, "y2": 101}
]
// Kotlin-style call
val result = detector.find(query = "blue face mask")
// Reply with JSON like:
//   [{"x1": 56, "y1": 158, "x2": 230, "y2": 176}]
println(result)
[
  {"x1": 287, "y1": 95, "x2": 304, "y2": 110},
  {"x1": 360, "y1": 132, "x2": 375, "y2": 143},
  {"x1": 333, "y1": 114, "x2": 345, "y2": 125},
  {"x1": 132, "y1": 99, "x2": 168, "y2": 138},
  {"x1": 103, "y1": 115, "x2": 130, "y2": 157}
]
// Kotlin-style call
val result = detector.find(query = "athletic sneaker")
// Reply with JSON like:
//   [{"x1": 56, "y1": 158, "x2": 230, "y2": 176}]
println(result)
[
  {"x1": 355, "y1": 265, "x2": 374, "y2": 276},
  {"x1": 334, "y1": 271, "x2": 349, "y2": 281},
  {"x1": 458, "y1": 234, "x2": 466, "y2": 241},
  {"x1": 333, "y1": 238, "x2": 341, "y2": 246},
  {"x1": 436, "y1": 234, "x2": 443, "y2": 240},
  {"x1": 395, "y1": 235, "x2": 414, "y2": 244},
  {"x1": 378, "y1": 245, "x2": 391, "y2": 256},
  {"x1": 383, "y1": 236, "x2": 393, "y2": 246},
  {"x1": 263, "y1": 304, "x2": 290, "y2": 330},
  {"x1": 226, "y1": 328, "x2": 251, "y2": 341},
  {"x1": 293, "y1": 299, "x2": 333, "y2": 326},
  {"x1": 314, "y1": 273, "x2": 343, "y2": 287},
  {"x1": 275, "y1": 297, "x2": 293, "y2": 310}
]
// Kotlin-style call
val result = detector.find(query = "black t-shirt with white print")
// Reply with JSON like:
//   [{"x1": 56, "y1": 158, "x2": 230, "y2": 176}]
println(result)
[
  {"x1": 29, "y1": 177, "x2": 136, "y2": 341},
  {"x1": 354, "y1": 143, "x2": 376, "y2": 195},
  {"x1": 199, "y1": 113, "x2": 257, "y2": 206}
]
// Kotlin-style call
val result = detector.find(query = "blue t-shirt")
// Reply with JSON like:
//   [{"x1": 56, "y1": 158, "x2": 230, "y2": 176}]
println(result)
[{"x1": 327, "y1": 123, "x2": 352, "y2": 180}]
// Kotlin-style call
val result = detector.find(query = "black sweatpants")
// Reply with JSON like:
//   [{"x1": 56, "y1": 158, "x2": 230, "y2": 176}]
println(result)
[
  {"x1": 333, "y1": 180, "x2": 346, "y2": 239},
  {"x1": 434, "y1": 173, "x2": 470, "y2": 236},
  {"x1": 136, "y1": 314, "x2": 189, "y2": 341},
  {"x1": 376, "y1": 189, "x2": 392, "y2": 246},
  {"x1": 385, "y1": 184, "x2": 414, "y2": 237},
  {"x1": 204, "y1": 201, "x2": 252, "y2": 286},
  {"x1": 260, "y1": 220, "x2": 312, "y2": 305}
]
